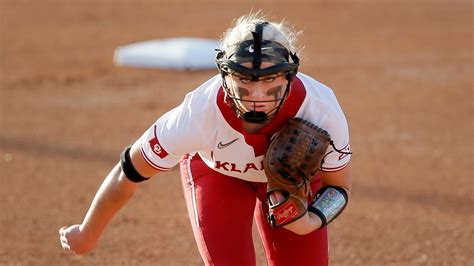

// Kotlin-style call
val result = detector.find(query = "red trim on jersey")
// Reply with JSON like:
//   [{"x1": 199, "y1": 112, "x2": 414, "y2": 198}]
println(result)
[
  {"x1": 140, "y1": 146, "x2": 172, "y2": 171},
  {"x1": 338, "y1": 143, "x2": 351, "y2": 161},
  {"x1": 216, "y1": 77, "x2": 306, "y2": 157},
  {"x1": 321, "y1": 160, "x2": 350, "y2": 172}
]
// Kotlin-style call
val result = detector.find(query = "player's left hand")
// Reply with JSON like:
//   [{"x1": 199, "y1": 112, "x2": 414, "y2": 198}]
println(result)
[
  {"x1": 59, "y1": 224, "x2": 97, "y2": 255},
  {"x1": 264, "y1": 118, "x2": 331, "y2": 229},
  {"x1": 269, "y1": 191, "x2": 323, "y2": 234}
]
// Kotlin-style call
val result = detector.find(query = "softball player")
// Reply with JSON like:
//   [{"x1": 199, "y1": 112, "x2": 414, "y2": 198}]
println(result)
[{"x1": 59, "y1": 13, "x2": 352, "y2": 266}]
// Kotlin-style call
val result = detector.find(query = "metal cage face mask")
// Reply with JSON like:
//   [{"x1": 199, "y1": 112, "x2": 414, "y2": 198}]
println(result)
[
  {"x1": 216, "y1": 22, "x2": 300, "y2": 123},
  {"x1": 224, "y1": 72, "x2": 289, "y2": 122}
]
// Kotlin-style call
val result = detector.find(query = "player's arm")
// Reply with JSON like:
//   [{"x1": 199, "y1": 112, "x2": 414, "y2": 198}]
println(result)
[
  {"x1": 283, "y1": 163, "x2": 352, "y2": 235},
  {"x1": 59, "y1": 141, "x2": 161, "y2": 255},
  {"x1": 319, "y1": 162, "x2": 352, "y2": 198}
]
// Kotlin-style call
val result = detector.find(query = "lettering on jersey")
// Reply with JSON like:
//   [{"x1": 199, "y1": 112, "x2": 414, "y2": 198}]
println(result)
[
  {"x1": 244, "y1": 163, "x2": 259, "y2": 172},
  {"x1": 149, "y1": 126, "x2": 168, "y2": 159},
  {"x1": 338, "y1": 143, "x2": 351, "y2": 161},
  {"x1": 215, "y1": 160, "x2": 264, "y2": 174},
  {"x1": 230, "y1": 163, "x2": 242, "y2": 173},
  {"x1": 215, "y1": 161, "x2": 230, "y2": 171}
]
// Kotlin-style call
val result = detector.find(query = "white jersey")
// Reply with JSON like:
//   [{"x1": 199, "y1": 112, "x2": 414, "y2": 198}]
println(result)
[{"x1": 139, "y1": 73, "x2": 352, "y2": 182}]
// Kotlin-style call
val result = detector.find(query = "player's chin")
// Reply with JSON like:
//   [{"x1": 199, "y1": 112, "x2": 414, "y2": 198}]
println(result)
[{"x1": 254, "y1": 107, "x2": 270, "y2": 112}]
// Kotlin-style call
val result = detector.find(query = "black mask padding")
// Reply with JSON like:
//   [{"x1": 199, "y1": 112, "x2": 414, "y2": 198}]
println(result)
[
  {"x1": 251, "y1": 21, "x2": 266, "y2": 70},
  {"x1": 216, "y1": 22, "x2": 299, "y2": 81}
]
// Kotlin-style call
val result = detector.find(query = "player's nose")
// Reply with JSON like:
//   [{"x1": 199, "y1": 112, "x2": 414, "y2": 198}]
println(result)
[{"x1": 249, "y1": 85, "x2": 267, "y2": 99}]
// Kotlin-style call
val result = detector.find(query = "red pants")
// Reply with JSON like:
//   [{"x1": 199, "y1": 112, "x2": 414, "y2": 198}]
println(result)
[{"x1": 179, "y1": 154, "x2": 328, "y2": 266}]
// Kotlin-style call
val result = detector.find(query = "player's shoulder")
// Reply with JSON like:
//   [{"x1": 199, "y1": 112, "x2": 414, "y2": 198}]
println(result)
[
  {"x1": 297, "y1": 72, "x2": 337, "y2": 101},
  {"x1": 297, "y1": 72, "x2": 343, "y2": 111},
  {"x1": 185, "y1": 74, "x2": 221, "y2": 100},
  {"x1": 296, "y1": 72, "x2": 347, "y2": 123},
  {"x1": 181, "y1": 74, "x2": 221, "y2": 111}
]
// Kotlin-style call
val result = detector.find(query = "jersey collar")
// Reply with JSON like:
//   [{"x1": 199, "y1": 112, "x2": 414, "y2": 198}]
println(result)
[{"x1": 217, "y1": 76, "x2": 306, "y2": 156}]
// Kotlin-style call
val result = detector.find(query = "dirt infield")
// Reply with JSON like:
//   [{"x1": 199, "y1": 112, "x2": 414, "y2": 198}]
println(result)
[{"x1": 1, "y1": 1, "x2": 472, "y2": 265}]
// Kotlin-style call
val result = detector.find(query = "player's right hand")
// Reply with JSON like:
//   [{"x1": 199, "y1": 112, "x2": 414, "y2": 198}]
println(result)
[{"x1": 59, "y1": 224, "x2": 97, "y2": 255}]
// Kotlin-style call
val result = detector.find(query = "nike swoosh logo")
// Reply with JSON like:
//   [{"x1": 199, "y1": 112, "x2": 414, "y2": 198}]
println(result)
[
  {"x1": 248, "y1": 46, "x2": 273, "y2": 53},
  {"x1": 217, "y1": 138, "x2": 239, "y2": 149}
]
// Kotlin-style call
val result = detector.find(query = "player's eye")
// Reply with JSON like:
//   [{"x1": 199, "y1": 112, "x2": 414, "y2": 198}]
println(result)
[
  {"x1": 239, "y1": 77, "x2": 252, "y2": 84},
  {"x1": 262, "y1": 76, "x2": 277, "y2": 83}
]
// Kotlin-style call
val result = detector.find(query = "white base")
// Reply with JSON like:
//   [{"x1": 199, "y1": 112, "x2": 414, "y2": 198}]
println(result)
[{"x1": 114, "y1": 37, "x2": 220, "y2": 70}]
